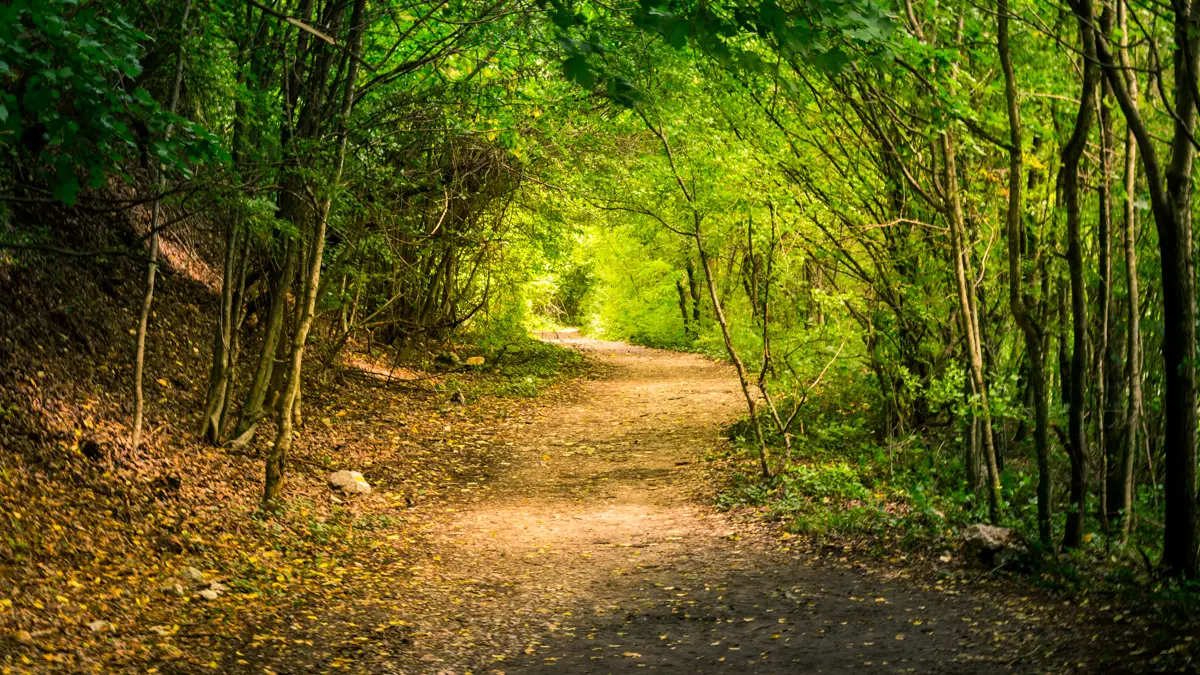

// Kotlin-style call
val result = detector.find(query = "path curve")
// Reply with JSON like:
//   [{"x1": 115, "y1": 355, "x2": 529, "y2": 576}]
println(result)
[{"x1": 393, "y1": 336, "x2": 1101, "y2": 674}]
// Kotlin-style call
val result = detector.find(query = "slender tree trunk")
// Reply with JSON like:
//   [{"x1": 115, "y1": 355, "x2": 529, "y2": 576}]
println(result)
[
  {"x1": 1097, "y1": 81, "x2": 1118, "y2": 535},
  {"x1": 232, "y1": 240, "x2": 297, "y2": 443},
  {"x1": 220, "y1": 237, "x2": 252, "y2": 436},
  {"x1": 686, "y1": 258, "x2": 702, "y2": 324},
  {"x1": 695, "y1": 233, "x2": 772, "y2": 478},
  {"x1": 998, "y1": 0, "x2": 1052, "y2": 545},
  {"x1": 676, "y1": 278, "x2": 691, "y2": 335},
  {"x1": 132, "y1": 0, "x2": 192, "y2": 452},
  {"x1": 1117, "y1": 0, "x2": 1142, "y2": 540},
  {"x1": 1060, "y1": 5, "x2": 1102, "y2": 549},
  {"x1": 942, "y1": 131, "x2": 1002, "y2": 523},
  {"x1": 964, "y1": 371, "x2": 984, "y2": 494},
  {"x1": 264, "y1": 0, "x2": 368, "y2": 506},
  {"x1": 201, "y1": 217, "x2": 241, "y2": 443}
]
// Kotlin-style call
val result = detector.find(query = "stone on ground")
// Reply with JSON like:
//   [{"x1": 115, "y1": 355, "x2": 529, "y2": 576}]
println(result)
[
  {"x1": 328, "y1": 470, "x2": 372, "y2": 495},
  {"x1": 962, "y1": 523, "x2": 1027, "y2": 566}
]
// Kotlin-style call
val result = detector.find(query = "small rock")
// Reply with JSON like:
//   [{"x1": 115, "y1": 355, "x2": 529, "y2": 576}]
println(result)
[
  {"x1": 181, "y1": 566, "x2": 205, "y2": 584},
  {"x1": 328, "y1": 470, "x2": 372, "y2": 495},
  {"x1": 465, "y1": 356, "x2": 485, "y2": 366},
  {"x1": 962, "y1": 523, "x2": 1027, "y2": 567},
  {"x1": 87, "y1": 620, "x2": 109, "y2": 633},
  {"x1": 197, "y1": 589, "x2": 220, "y2": 601},
  {"x1": 208, "y1": 581, "x2": 229, "y2": 593}
]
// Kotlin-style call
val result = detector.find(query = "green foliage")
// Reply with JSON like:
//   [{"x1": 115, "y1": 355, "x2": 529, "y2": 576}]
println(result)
[
  {"x1": 488, "y1": 338, "x2": 586, "y2": 397},
  {"x1": 0, "y1": 0, "x2": 221, "y2": 203},
  {"x1": 783, "y1": 462, "x2": 868, "y2": 501}
]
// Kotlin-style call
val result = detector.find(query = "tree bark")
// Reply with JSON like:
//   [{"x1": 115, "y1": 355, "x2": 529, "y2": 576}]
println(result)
[
  {"x1": 232, "y1": 239, "x2": 297, "y2": 443},
  {"x1": 200, "y1": 216, "x2": 242, "y2": 443},
  {"x1": 941, "y1": 131, "x2": 1002, "y2": 523},
  {"x1": 1097, "y1": 80, "x2": 1119, "y2": 535},
  {"x1": 132, "y1": 0, "x2": 192, "y2": 452},
  {"x1": 1087, "y1": 0, "x2": 1199, "y2": 573},
  {"x1": 1059, "y1": 2, "x2": 1103, "y2": 549},
  {"x1": 264, "y1": 0, "x2": 368, "y2": 506},
  {"x1": 1117, "y1": 0, "x2": 1142, "y2": 540},
  {"x1": 676, "y1": 277, "x2": 691, "y2": 335},
  {"x1": 695, "y1": 232, "x2": 772, "y2": 478},
  {"x1": 998, "y1": 0, "x2": 1052, "y2": 545},
  {"x1": 686, "y1": 258, "x2": 702, "y2": 324}
]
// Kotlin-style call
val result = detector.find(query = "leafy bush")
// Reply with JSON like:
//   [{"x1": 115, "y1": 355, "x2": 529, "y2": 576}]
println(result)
[
  {"x1": 787, "y1": 504, "x2": 890, "y2": 537},
  {"x1": 782, "y1": 462, "x2": 869, "y2": 501},
  {"x1": 715, "y1": 473, "x2": 773, "y2": 509},
  {"x1": 0, "y1": 0, "x2": 223, "y2": 203}
]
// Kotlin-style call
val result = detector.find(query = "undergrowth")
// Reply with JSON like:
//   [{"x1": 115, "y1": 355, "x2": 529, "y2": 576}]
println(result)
[
  {"x1": 423, "y1": 334, "x2": 589, "y2": 400},
  {"x1": 712, "y1": 377, "x2": 1177, "y2": 579}
]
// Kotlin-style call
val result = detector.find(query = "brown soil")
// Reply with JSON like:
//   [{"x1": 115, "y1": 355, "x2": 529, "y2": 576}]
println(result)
[{"x1": 197, "y1": 334, "x2": 1142, "y2": 674}]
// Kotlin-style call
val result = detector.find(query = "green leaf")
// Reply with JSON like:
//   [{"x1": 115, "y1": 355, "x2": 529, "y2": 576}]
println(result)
[
  {"x1": 53, "y1": 177, "x2": 80, "y2": 206},
  {"x1": 563, "y1": 54, "x2": 593, "y2": 88}
]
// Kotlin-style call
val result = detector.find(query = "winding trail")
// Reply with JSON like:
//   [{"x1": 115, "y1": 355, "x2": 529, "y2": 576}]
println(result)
[
  {"x1": 386, "y1": 335, "x2": 1114, "y2": 674},
  {"x1": 215, "y1": 335, "x2": 1133, "y2": 674}
]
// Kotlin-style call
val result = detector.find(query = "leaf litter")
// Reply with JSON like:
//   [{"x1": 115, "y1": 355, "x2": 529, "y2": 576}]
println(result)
[{"x1": 0, "y1": 310, "x2": 1163, "y2": 673}]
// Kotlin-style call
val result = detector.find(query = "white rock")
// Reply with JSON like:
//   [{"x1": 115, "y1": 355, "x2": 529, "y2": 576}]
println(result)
[
  {"x1": 208, "y1": 581, "x2": 229, "y2": 593},
  {"x1": 962, "y1": 523, "x2": 1021, "y2": 551},
  {"x1": 197, "y1": 589, "x2": 220, "y2": 601},
  {"x1": 328, "y1": 470, "x2": 372, "y2": 495}
]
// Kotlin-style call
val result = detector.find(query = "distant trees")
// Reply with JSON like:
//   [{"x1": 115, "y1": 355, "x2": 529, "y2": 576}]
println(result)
[{"x1": 547, "y1": 0, "x2": 1200, "y2": 576}]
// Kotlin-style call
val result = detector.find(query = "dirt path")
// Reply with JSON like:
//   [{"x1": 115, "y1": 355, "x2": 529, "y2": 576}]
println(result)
[
  {"x1": 368, "y1": 335, "x2": 1121, "y2": 674},
  {"x1": 210, "y1": 336, "x2": 1131, "y2": 674}
]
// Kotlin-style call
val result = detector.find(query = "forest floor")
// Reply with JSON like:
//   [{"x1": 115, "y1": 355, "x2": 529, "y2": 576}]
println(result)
[{"x1": 161, "y1": 332, "x2": 1149, "y2": 675}]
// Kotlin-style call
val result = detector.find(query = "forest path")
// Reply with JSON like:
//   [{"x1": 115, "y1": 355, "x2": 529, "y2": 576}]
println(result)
[
  {"x1": 214, "y1": 335, "x2": 1120, "y2": 674},
  {"x1": 376, "y1": 335, "x2": 1098, "y2": 674}
]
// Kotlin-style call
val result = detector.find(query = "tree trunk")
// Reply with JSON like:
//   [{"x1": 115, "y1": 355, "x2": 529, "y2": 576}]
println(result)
[
  {"x1": 201, "y1": 217, "x2": 241, "y2": 443},
  {"x1": 695, "y1": 233, "x2": 772, "y2": 478},
  {"x1": 941, "y1": 131, "x2": 1002, "y2": 523},
  {"x1": 1059, "y1": 5, "x2": 1102, "y2": 549},
  {"x1": 233, "y1": 239, "x2": 297, "y2": 442},
  {"x1": 132, "y1": 0, "x2": 192, "y2": 452},
  {"x1": 676, "y1": 277, "x2": 691, "y2": 335},
  {"x1": 1097, "y1": 80, "x2": 1119, "y2": 535},
  {"x1": 1117, "y1": 0, "x2": 1142, "y2": 540},
  {"x1": 998, "y1": 0, "x2": 1052, "y2": 545},
  {"x1": 264, "y1": 0, "x2": 368, "y2": 506},
  {"x1": 686, "y1": 258, "x2": 702, "y2": 324}
]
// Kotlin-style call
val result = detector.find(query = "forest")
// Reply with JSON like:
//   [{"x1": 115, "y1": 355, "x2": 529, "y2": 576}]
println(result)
[{"x1": 3, "y1": 0, "x2": 1200, "y2": 670}]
